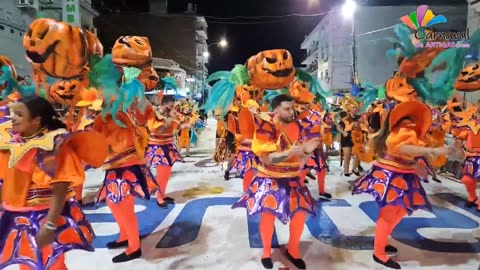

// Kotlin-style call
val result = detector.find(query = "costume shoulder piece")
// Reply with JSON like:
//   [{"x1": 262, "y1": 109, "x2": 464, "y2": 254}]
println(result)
[
  {"x1": 0, "y1": 122, "x2": 68, "y2": 168},
  {"x1": 0, "y1": 122, "x2": 108, "y2": 174},
  {"x1": 252, "y1": 112, "x2": 280, "y2": 154},
  {"x1": 452, "y1": 106, "x2": 480, "y2": 135},
  {"x1": 297, "y1": 110, "x2": 322, "y2": 140}
]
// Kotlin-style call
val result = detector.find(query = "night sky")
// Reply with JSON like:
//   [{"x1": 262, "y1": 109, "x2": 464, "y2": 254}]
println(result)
[{"x1": 98, "y1": 0, "x2": 467, "y2": 73}]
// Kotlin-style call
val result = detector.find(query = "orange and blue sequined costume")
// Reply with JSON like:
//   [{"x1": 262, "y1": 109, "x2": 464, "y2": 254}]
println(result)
[
  {"x1": 352, "y1": 123, "x2": 431, "y2": 213},
  {"x1": 0, "y1": 123, "x2": 107, "y2": 270},
  {"x1": 297, "y1": 109, "x2": 327, "y2": 176},
  {"x1": 94, "y1": 111, "x2": 159, "y2": 204},
  {"x1": 232, "y1": 113, "x2": 315, "y2": 223},
  {"x1": 144, "y1": 107, "x2": 184, "y2": 169},
  {"x1": 227, "y1": 107, "x2": 259, "y2": 180}
]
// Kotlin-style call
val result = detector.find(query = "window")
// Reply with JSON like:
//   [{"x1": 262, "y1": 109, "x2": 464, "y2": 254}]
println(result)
[
  {"x1": 0, "y1": 25, "x2": 4, "y2": 30},
  {"x1": 320, "y1": 71, "x2": 324, "y2": 80},
  {"x1": 10, "y1": 29, "x2": 14, "y2": 34}
]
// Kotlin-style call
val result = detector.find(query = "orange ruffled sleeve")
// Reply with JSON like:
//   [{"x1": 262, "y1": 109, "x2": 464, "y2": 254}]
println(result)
[
  {"x1": 386, "y1": 125, "x2": 426, "y2": 155},
  {"x1": 50, "y1": 144, "x2": 84, "y2": 186}
]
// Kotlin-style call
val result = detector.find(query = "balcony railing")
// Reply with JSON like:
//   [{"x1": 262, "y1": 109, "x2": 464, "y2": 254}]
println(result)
[
  {"x1": 306, "y1": 64, "x2": 318, "y2": 73},
  {"x1": 306, "y1": 42, "x2": 320, "y2": 57}
]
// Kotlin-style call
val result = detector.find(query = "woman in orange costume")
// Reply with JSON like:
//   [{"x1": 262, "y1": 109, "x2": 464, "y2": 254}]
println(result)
[
  {"x1": 93, "y1": 101, "x2": 161, "y2": 263},
  {"x1": 144, "y1": 95, "x2": 184, "y2": 206},
  {"x1": 228, "y1": 99, "x2": 260, "y2": 191},
  {"x1": 351, "y1": 121, "x2": 374, "y2": 164},
  {"x1": 0, "y1": 96, "x2": 107, "y2": 270},
  {"x1": 352, "y1": 100, "x2": 449, "y2": 269},
  {"x1": 233, "y1": 95, "x2": 319, "y2": 269},
  {"x1": 451, "y1": 101, "x2": 480, "y2": 211}
]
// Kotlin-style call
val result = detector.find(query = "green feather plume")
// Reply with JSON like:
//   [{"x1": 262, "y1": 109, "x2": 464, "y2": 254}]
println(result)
[{"x1": 230, "y1": 65, "x2": 249, "y2": 85}]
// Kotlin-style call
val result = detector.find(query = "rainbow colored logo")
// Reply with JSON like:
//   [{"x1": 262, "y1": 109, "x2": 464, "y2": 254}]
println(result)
[{"x1": 400, "y1": 5, "x2": 447, "y2": 30}]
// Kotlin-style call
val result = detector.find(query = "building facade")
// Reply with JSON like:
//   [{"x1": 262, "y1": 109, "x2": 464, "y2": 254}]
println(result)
[
  {"x1": 0, "y1": 0, "x2": 98, "y2": 76},
  {"x1": 301, "y1": 4, "x2": 468, "y2": 94},
  {"x1": 94, "y1": 2, "x2": 208, "y2": 94}
]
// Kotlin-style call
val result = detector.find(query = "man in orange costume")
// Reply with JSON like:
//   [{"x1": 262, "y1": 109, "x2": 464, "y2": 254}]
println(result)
[{"x1": 233, "y1": 95, "x2": 319, "y2": 269}]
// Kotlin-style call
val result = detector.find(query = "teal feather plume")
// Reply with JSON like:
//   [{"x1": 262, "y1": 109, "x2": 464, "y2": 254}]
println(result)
[
  {"x1": 358, "y1": 84, "x2": 379, "y2": 112},
  {"x1": 207, "y1": 71, "x2": 231, "y2": 83},
  {"x1": 87, "y1": 55, "x2": 103, "y2": 88},
  {"x1": 386, "y1": 24, "x2": 418, "y2": 59},
  {"x1": 426, "y1": 30, "x2": 480, "y2": 75},
  {"x1": 414, "y1": 30, "x2": 480, "y2": 105},
  {"x1": 295, "y1": 68, "x2": 331, "y2": 109},
  {"x1": 202, "y1": 79, "x2": 235, "y2": 116},
  {"x1": 162, "y1": 77, "x2": 179, "y2": 94},
  {"x1": 0, "y1": 66, "x2": 36, "y2": 99}
]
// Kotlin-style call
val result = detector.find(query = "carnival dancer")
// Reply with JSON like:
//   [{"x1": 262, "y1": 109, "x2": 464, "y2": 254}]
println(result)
[
  {"x1": 72, "y1": 95, "x2": 103, "y2": 204},
  {"x1": 223, "y1": 107, "x2": 240, "y2": 180},
  {"x1": 94, "y1": 98, "x2": 161, "y2": 262},
  {"x1": 144, "y1": 95, "x2": 184, "y2": 205},
  {"x1": 0, "y1": 96, "x2": 108, "y2": 270},
  {"x1": 336, "y1": 96, "x2": 362, "y2": 176},
  {"x1": 452, "y1": 100, "x2": 480, "y2": 211},
  {"x1": 177, "y1": 98, "x2": 196, "y2": 157},
  {"x1": 352, "y1": 100, "x2": 450, "y2": 269},
  {"x1": 233, "y1": 95, "x2": 319, "y2": 269},
  {"x1": 228, "y1": 99, "x2": 260, "y2": 191},
  {"x1": 289, "y1": 81, "x2": 331, "y2": 199},
  {"x1": 417, "y1": 106, "x2": 450, "y2": 183},
  {"x1": 190, "y1": 117, "x2": 206, "y2": 147}
]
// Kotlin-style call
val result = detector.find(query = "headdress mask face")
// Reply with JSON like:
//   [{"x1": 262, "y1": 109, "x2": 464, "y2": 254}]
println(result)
[
  {"x1": 455, "y1": 63, "x2": 480, "y2": 92},
  {"x1": 247, "y1": 49, "x2": 295, "y2": 89},
  {"x1": 111, "y1": 36, "x2": 152, "y2": 67},
  {"x1": 49, "y1": 79, "x2": 84, "y2": 106},
  {"x1": 23, "y1": 18, "x2": 89, "y2": 78}
]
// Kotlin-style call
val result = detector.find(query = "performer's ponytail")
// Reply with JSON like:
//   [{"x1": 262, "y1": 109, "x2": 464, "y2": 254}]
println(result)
[{"x1": 21, "y1": 96, "x2": 67, "y2": 131}]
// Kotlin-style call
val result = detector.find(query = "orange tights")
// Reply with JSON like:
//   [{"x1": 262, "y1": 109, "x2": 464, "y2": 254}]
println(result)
[
  {"x1": 107, "y1": 195, "x2": 140, "y2": 254},
  {"x1": 259, "y1": 212, "x2": 307, "y2": 259},
  {"x1": 462, "y1": 175, "x2": 479, "y2": 208},
  {"x1": 299, "y1": 169, "x2": 326, "y2": 193},
  {"x1": 242, "y1": 170, "x2": 256, "y2": 192},
  {"x1": 19, "y1": 249, "x2": 66, "y2": 270},
  {"x1": 155, "y1": 166, "x2": 173, "y2": 198},
  {"x1": 374, "y1": 205, "x2": 406, "y2": 262}
]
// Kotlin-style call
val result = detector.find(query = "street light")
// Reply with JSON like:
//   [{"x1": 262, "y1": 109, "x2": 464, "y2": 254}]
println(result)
[
  {"x1": 342, "y1": 0, "x2": 357, "y2": 83},
  {"x1": 219, "y1": 38, "x2": 227, "y2": 48},
  {"x1": 342, "y1": 0, "x2": 356, "y2": 18},
  {"x1": 200, "y1": 38, "x2": 228, "y2": 104}
]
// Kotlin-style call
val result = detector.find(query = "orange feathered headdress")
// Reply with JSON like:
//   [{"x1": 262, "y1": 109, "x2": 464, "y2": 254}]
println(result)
[{"x1": 289, "y1": 80, "x2": 315, "y2": 104}]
